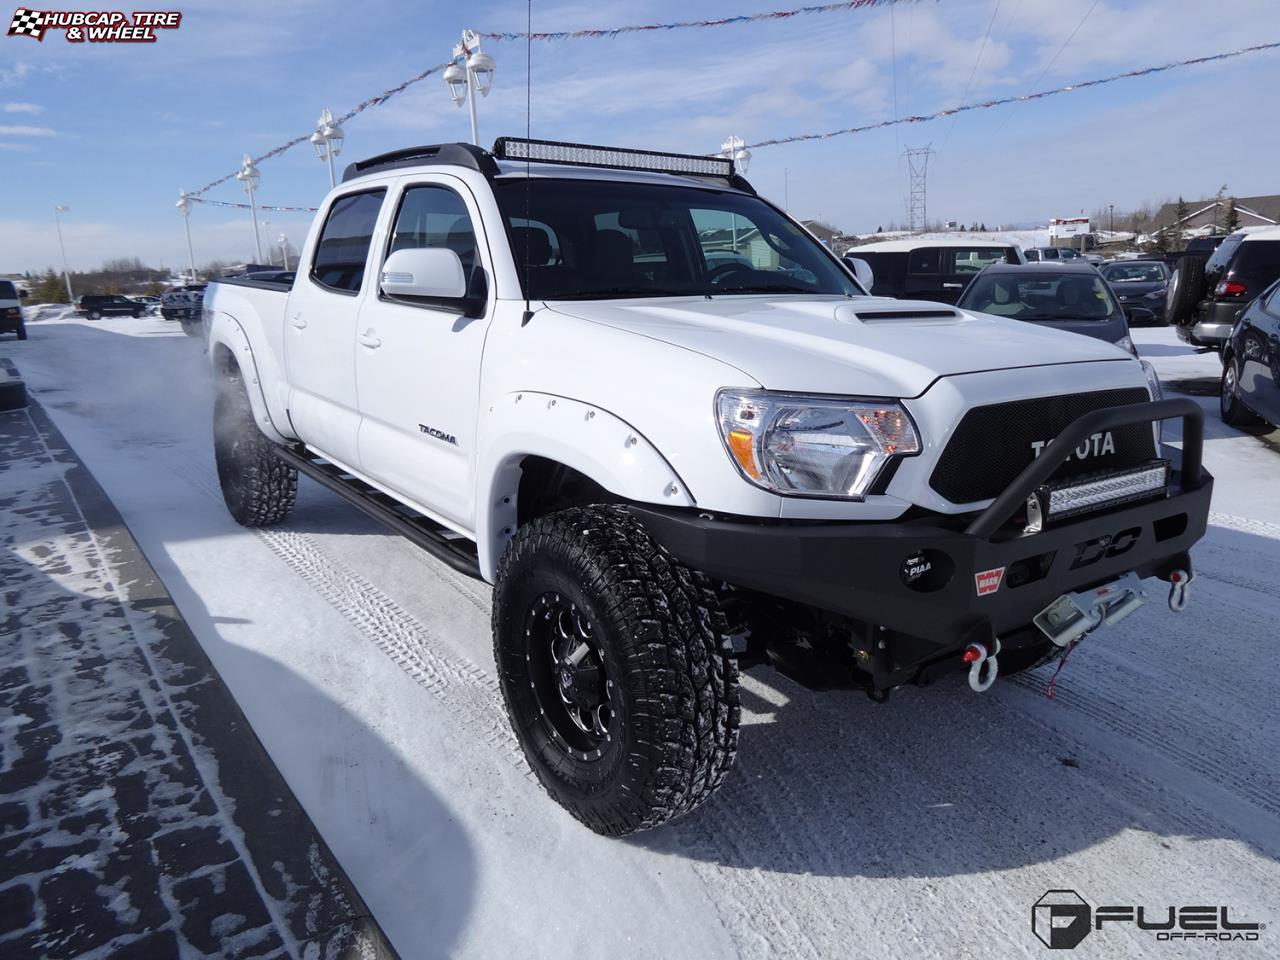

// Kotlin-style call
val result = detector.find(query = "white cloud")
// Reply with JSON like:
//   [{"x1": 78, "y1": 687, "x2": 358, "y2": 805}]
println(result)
[
  {"x1": 0, "y1": 124, "x2": 57, "y2": 136},
  {"x1": 2, "y1": 102, "x2": 43, "y2": 114},
  {"x1": 0, "y1": 142, "x2": 37, "y2": 152}
]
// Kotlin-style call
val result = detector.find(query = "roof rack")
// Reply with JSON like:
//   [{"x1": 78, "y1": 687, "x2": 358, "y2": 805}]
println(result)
[{"x1": 341, "y1": 143, "x2": 499, "y2": 182}]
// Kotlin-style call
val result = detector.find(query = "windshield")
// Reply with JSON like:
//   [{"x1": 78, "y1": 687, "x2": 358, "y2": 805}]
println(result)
[
  {"x1": 959, "y1": 271, "x2": 1121, "y2": 321},
  {"x1": 0, "y1": 280, "x2": 17, "y2": 300},
  {"x1": 492, "y1": 178, "x2": 860, "y2": 300},
  {"x1": 1102, "y1": 262, "x2": 1166, "y2": 283}
]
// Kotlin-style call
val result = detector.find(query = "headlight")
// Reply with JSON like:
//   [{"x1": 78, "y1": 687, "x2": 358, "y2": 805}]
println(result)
[
  {"x1": 1117, "y1": 335, "x2": 1137, "y2": 356},
  {"x1": 715, "y1": 389, "x2": 920, "y2": 499}
]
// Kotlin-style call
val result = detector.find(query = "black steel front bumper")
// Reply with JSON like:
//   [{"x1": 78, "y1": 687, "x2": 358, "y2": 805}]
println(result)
[{"x1": 633, "y1": 399, "x2": 1211, "y2": 650}]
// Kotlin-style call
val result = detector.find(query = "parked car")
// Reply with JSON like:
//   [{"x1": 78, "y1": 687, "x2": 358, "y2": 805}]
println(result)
[
  {"x1": 1168, "y1": 226, "x2": 1280, "y2": 350},
  {"x1": 842, "y1": 239, "x2": 1023, "y2": 303},
  {"x1": 203, "y1": 137, "x2": 1209, "y2": 836},
  {"x1": 1024, "y1": 247, "x2": 1083, "y2": 262},
  {"x1": 1100, "y1": 259, "x2": 1168, "y2": 325},
  {"x1": 161, "y1": 284, "x2": 207, "y2": 337},
  {"x1": 0, "y1": 279, "x2": 27, "y2": 340},
  {"x1": 1221, "y1": 277, "x2": 1280, "y2": 428},
  {"x1": 75, "y1": 294, "x2": 149, "y2": 320},
  {"x1": 956, "y1": 262, "x2": 1136, "y2": 354},
  {"x1": 1184, "y1": 235, "x2": 1228, "y2": 257}
]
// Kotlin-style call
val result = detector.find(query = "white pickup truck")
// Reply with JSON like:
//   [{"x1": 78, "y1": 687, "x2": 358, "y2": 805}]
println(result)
[{"x1": 204, "y1": 138, "x2": 1212, "y2": 836}]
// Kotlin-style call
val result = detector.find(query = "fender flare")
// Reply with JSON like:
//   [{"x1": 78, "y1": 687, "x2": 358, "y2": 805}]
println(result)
[
  {"x1": 474, "y1": 391, "x2": 694, "y2": 581},
  {"x1": 206, "y1": 312, "x2": 292, "y2": 445}
]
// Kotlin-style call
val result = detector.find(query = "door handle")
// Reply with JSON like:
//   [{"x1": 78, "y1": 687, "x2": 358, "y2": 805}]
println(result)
[
  {"x1": 942, "y1": 282, "x2": 964, "y2": 289},
  {"x1": 290, "y1": 313, "x2": 307, "y2": 329},
  {"x1": 359, "y1": 330, "x2": 382, "y2": 349}
]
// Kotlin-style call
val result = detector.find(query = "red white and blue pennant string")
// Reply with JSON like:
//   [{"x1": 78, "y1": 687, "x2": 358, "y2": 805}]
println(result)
[
  {"x1": 748, "y1": 41, "x2": 1280, "y2": 149},
  {"x1": 187, "y1": 196, "x2": 318, "y2": 213},
  {"x1": 478, "y1": 0, "x2": 907, "y2": 42}
]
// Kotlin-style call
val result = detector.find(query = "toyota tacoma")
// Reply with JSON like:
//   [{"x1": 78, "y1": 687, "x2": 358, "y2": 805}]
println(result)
[{"x1": 203, "y1": 138, "x2": 1213, "y2": 835}]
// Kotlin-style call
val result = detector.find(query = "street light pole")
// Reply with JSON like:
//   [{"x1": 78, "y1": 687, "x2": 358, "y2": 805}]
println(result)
[
  {"x1": 1109, "y1": 204, "x2": 1114, "y2": 238},
  {"x1": 278, "y1": 234, "x2": 290, "y2": 271},
  {"x1": 53, "y1": 205, "x2": 73, "y2": 302},
  {"x1": 444, "y1": 30, "x2": 495, "y2": 146},
  {"x1": 262, "y1": 220, "x2": 273, "y2": 265},
  {"x1": 311, "y1": 108, "x2": 344, "y2": 189},
  {"x1": 236, "y1": 154, "x2": 264, "y2": 264},
  {"x1": 176, "y1": 191, "x2": 198, "y2": 282}
]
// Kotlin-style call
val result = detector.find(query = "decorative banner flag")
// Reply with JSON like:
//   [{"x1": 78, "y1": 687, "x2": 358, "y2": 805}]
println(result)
[
  {"x1": 478, "y1": 0, "x2": 907, "y2": 42},
  {"x1": 748, "y1": 40, "x2": 1280, "y2": 149},
  {"x1": 188, "y1": 197, "x2": 318, "y2": 213}
]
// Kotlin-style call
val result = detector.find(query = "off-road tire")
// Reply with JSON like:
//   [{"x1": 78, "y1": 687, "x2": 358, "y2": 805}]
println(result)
[
  {"x1": 88, "y1": 310, "x2": 102, "y2": 321},
  {"x1": 1165, "y1": 254, "x2": 1207, "y2": 327},
  {"x1": 213, "y1": 378, "x2": 296, "y2": 526},
  {"x1": 493, "y1": 505, "x2": 740, "y2": 836},
  {"x1": 15, "y1": 324, "x2": 27, "y2": 341},
  {"x1": 1220, "y1": 354, "x2": 1260, "y2": 427}
]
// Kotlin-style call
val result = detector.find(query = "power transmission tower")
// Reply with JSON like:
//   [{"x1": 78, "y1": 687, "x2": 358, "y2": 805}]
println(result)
[{"x1": 904, "y1": 145, "x2": 934, "y2": 232}]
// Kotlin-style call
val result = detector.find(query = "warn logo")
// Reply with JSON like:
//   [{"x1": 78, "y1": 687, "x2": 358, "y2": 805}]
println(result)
[{"x1": 975, "y1": 567, "x2": 1005, "y2": 596}]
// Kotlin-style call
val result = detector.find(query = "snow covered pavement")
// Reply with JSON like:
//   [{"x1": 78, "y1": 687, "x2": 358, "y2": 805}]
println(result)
[
  {"x1": 3, "y1": 316, "x2": 1278, "y2": 958},
  {"x1": 0, "y1": 377, "x2": 395, "y2": 958}
]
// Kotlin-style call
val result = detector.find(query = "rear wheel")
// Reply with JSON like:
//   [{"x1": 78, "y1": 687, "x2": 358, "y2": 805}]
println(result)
[
  {"x1": 88, "y1": 310, "x2": 102, "y2": 320},
  {"x1": 1220, "y1": 356, "x2": 1259, "y2": 427},
  {"x1": 213, "y1": 377, "x2": 297, "y2": 526},
  {"x1": 15, "y1": 324, "x2": 27, "y2": 341},
  {"x1": 493, "y1": 505, "x2": 740, "y2": 835}
]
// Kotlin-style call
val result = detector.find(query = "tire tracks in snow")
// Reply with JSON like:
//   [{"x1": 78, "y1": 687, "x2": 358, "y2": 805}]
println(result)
[{"x1": 172, "y1": 456, "x2": 825, "y2": 960}]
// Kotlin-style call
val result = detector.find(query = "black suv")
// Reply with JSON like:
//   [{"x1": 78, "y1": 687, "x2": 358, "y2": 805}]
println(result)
[
  {"x1": 1167, "y1": 228, "x2": 1280, "y2": 350},
  {"x1": 75, "y1": 294, "x2": 148, "y2": 320},
  {"x1": 843, "y1": 241, "x2": 1023, "y2": 303}
]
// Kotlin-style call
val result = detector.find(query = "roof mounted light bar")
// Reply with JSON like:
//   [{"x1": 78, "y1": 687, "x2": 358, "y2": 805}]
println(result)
[{"x1": 493, "y1": 137, "x2": 734, "y2": 178}]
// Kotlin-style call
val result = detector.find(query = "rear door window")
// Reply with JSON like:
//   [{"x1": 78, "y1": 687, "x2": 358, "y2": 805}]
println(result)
[
  {"x1": 1205, "y1": 234, "x2": 1244, "y2": 275},
  {"x1": 944, "y1": 248, "x2": 1009, "y2": 275},
  {"x1": 1231, "y1": 241, "x2": 1280, "y2": 285},
  {"x1": 311, "y1": 190, "x2": 386, "y2": 294}
]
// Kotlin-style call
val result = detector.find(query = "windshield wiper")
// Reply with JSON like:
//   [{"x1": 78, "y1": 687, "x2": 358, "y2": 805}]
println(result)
[
  {"x1": 552, "y1": 287, "x2": 675, "y2": 300},
  {"x1": 713, "y1": 283, "x2": 813, "y2": 295}
]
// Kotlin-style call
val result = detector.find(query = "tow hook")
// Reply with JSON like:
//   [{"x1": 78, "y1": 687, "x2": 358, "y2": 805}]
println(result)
[
  {"x1": 1168, "y1": 567, "x2": 1194, "y2": 613},
  {"x1": 1032, "y1": 572, "x2": 1148, "y2": 648},
  {"x1": 963, "y1": 638, "x2": 1001, "y2": 693}
]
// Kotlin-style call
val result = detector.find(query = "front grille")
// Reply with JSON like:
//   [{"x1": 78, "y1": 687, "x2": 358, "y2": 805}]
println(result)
[{"x1": 930, "y1": 387, "x2": 1154, "y2": 504}]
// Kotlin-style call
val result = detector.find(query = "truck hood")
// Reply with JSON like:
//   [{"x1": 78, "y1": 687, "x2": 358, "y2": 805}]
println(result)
[{"x1": 547, "y1": 295, "x2": 1132, "y2": 397}]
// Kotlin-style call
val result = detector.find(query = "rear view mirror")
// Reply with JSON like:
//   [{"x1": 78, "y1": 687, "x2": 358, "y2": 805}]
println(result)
[
  {"x1": 845, "y1": 257, "x2": 874, "y2": 292},
  {"x1": 380, "y1": 247, "x2": 467, "y2": 300}
]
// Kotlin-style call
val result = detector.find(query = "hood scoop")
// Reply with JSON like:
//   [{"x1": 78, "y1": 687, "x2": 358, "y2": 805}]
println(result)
[{"x1": 836, "y1": 302, "x2": 963, "y2": 325}]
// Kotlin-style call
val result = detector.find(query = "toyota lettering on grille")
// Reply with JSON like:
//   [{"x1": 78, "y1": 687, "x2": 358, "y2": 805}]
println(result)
[{"x1": 1031, "y1": 431, "x2": 1116, "y2": 462}]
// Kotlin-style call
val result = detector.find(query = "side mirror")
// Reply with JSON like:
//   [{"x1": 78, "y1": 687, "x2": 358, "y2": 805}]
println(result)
[
  {"x1": 19, "y1": 289, "x2": 29, "y2": 299},
  {"x1": 380, "y1": 247, "x2": 467, "y2": 301},
  {"x1": 845, "y1": 256, "x2": 874, "y2": 292}
]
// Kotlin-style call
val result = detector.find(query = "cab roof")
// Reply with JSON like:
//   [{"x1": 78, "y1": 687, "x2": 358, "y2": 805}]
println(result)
[{"x1": 850, "y1": 238, "x2": 1021, "y2": 253}]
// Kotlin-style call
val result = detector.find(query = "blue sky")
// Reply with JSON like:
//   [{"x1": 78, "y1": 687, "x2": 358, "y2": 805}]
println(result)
[{"x1": 2, "y1": 0, "x2": 1278, "y2": 272}]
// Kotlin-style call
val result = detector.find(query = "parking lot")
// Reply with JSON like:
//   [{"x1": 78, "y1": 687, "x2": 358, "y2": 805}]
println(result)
[{"x1": 3, "y1": 313, "x2": 1277, "y2": 958}]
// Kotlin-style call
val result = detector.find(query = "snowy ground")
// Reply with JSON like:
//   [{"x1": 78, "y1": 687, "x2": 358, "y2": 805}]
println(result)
[{"x1": 3, "y1": 316, "x2": 1279, "y2": 958}]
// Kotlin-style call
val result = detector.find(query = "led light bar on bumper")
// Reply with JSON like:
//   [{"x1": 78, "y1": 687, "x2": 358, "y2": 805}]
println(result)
[
  {"x1": 493, "y1": 137, "x2": 734, "y2": 177},
  {"x1": 1027, "y1": 460, "x2": 1170, "y2": 530},
  {"x1": 716, "y1": 389, "x2": 920, "y2": 499}
]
